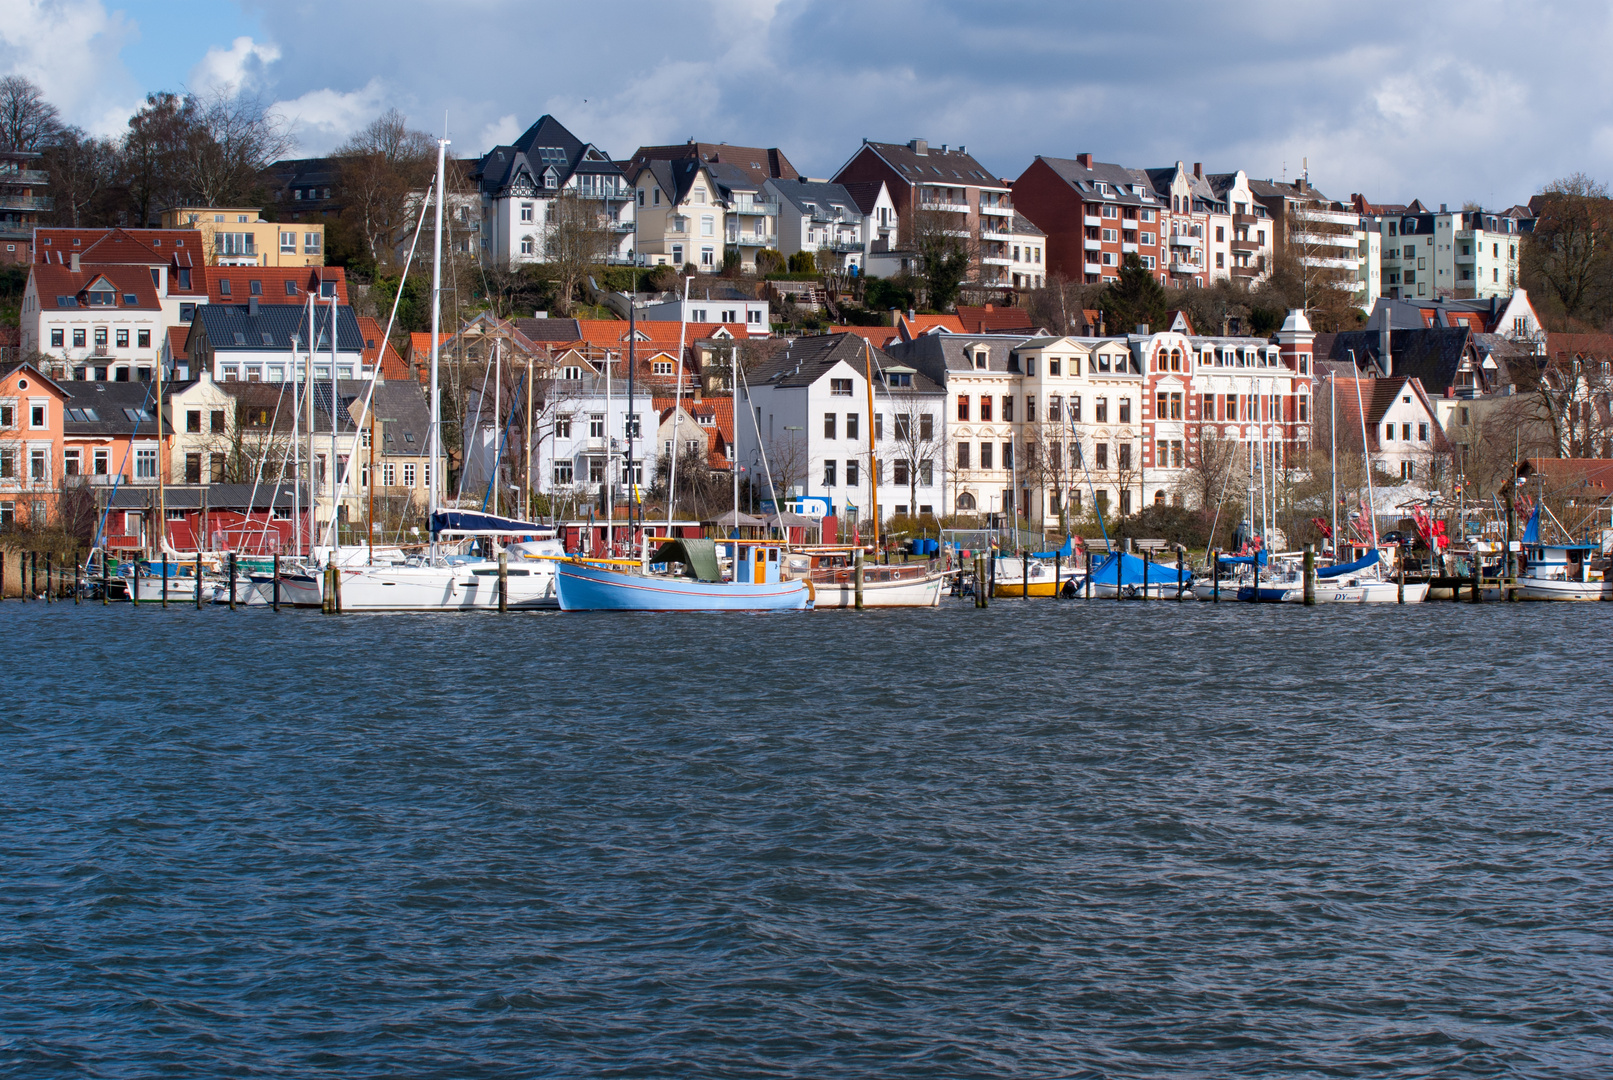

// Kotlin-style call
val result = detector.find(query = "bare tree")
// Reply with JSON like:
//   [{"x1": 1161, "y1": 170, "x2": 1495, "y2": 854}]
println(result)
[
  {"x1": 42, "y1": 127, "x2": 122, "y2": 227},
  {"x1": 122, "y1": 92, "x2": 194, "y2": 226},
  {"x1": 335, "y1": 108, "x2": 435, "y2": 270},
  {"x1": 877, "y1": 379, "x2": 944, "y2": 516},
  {"x1": 1176, "y1": 425, "x2": 1243, "y2": 517},
  {"x1": 0, "y1": 75, "x2": 62, "y2": 151},
  {"x1": 1522, "y1": 174, "x2": 1613, "y2": 327},
  {"x1": 1273, "y1": 199, "x2": 1363, "y2": 331},
  {"x1": 543, "y1": 192, "x2": 612, "y2": 317},
  {"x1": 181, "y1": 89, "x2": 293, "y2": 208},
  {"x1": 902, "y1": 205, "x2": 976, "y2": 312}
]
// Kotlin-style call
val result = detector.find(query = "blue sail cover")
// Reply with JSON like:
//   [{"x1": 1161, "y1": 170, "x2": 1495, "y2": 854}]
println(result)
[
  {"x1": 1521, "y1": 505, "x2": 1540, "y2": 545},
  {"x1": 1033, "y1": 536, "x2": 1075, "y2": 558},
  {"x1": 1218, "y1": 550, "x2": 1269, "y2": 568},
  {"x1": 1316, "y1": 549, "x2": 1380, "y2": 579},
  {"x1": 1092, "y1": 551, "x2": 1187, "y2": 585},
  {"x1": 430, "y1": 510, "x2": 552, "y2": 536}
]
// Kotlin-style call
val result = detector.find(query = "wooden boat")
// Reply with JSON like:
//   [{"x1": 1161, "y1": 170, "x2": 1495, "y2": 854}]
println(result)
[
  {"x1": 555, "y1": 537, "x2": 810, "y2": 612},
  {"x1": 989, "y1": 553, "x2": 1075, "y2": 598},
  {"x1": 785, "y1": 547, "x2": 945, "y2": 608}
]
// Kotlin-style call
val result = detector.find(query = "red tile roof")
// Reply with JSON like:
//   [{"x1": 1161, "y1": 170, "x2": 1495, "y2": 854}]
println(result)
[
  {"x1": 34, "y1": 227, "x2": 199, "y2": 265},
  {"x1": 569, "y1": 319, "x2": 748, "y2": 348},
  {"x1": 1546, "y1": 332, "x2": 1613, "y2": 360},
  {"x1": 956, "y1": 304, "x2": 1039, "y2": 334},
  {"x1": 204, "y1": 266, "x2": 347, "y2": 304},
  {"x1": 829, "y1": 325, "x2": 902, "y2": 347},
  {"x1": 31, "y1": 264, "x2": 163, "y2": 309},
  {"x1": 357, "y1": 316, "x2": 407, "y2": 380},
  {"x1": 166, "y1": 326, "x2": 190, "y2": 362}
]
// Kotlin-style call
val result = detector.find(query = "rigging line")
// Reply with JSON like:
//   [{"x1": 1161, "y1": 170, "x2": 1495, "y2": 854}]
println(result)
[
  {"x1": 324, "y1": 188, "x2": 434, "y2": 550},
  {"x1": 238, "y1": 377, "x2": 291, "y2": 552},
  {"x1": 1066, "y1": 410, "x2": 1109, "y2": 546},
  {"x1": 89, "y1": 376, "x2": 160, "y2": 556},
  {"x1": 456, "y1": 350, "x2": 496, "y2": 503},
  {"x1": 481, "y1": 375, "x2": 525, "y2": 513},
  {"x1": 737, "y1": 361, "x2": 784, "y2": 552},
  {"x1": 1202, "y1": 438, "x2": 1238, "y2": 564}
]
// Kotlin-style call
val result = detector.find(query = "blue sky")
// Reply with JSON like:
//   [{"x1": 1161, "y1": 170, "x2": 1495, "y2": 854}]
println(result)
[{"x1": 3, "y1": 0, "x2": 1609, "y2": 209}]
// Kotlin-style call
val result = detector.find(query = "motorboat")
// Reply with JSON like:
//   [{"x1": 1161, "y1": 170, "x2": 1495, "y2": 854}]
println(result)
[
  {"x1": 556, "y1": 536, "x2": 810, "y2": 611},
  {"x1": 1088, "y1": 551, "x2": 1194, "y2": 599}
]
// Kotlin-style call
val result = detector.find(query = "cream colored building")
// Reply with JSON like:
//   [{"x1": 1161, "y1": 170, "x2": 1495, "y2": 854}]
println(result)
[{"x1": 159, "y1": 207, "x2": 326, "y2": 267}]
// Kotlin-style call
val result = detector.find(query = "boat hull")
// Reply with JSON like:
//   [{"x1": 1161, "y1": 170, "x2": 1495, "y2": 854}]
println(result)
[
  {"x1": 812, "y1": 569, "x2": 946, "y2": 608},
  {"x1": 556, "y1": 561, "x2": 810, "y2": 611},
  {"x1": 1237, "y1": 581, "x2": 1430, "y2": 603},
  {"x1": 336, "y1": 563, "x2": 558, "y2": 611},
  {"x1": 130, "y1": 573, "x2": 203, "y2": 603},
  {"x1": 1515, "y1": 578, "x2": 1613, "y2": 601},
  {"x1": 1091, "y1": 581, "x2": 1194, "y2": 600}
]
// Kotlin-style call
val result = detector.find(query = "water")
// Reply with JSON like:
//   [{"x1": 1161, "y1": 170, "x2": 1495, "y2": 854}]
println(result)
[{"x1": 4, "y1": 600, "x2": 1612, "y2": 1078}]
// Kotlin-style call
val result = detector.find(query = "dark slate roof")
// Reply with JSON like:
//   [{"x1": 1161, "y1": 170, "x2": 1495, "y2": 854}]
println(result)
[
  {"x1": 108, "y1": 482, "x2": 309, "y2": 510},
  {"x1": 859, "y1": 141, "x2": 1006, "y2": 190},
  {"x1": 194, "y1": 303, "x2": 365, "y2": 352},
  {"x1": 838, "y1": 180, "x2": 887, "y2": 216},
  {"x1": 628, "y1": 142, "x2": 799, "y2": 185},
  {"x1": 1032, "y1": 156, "x2": 1163, "y2": 207},
  {"x1": 511, "y1": 317, "x2": 582, "y2": 342},
  {"x1": 1011, "y1": 212, "x2": 1044, "y2": 236},
  {"x1": 631, "y1": 157, "x2": 707, "y2": 205},
  {"x1": 753, "y1": 333, "x2": 942, "y2": 393},
  {"x1": 61, "y1": 379, "x2": 171, "y2": 435},
  {"x1": 474, "y1": 115, "x2": 626, "y2": 199},
  {"x1": 1322, "y1": 327, "x2": 1483, "y2": 393},
  {"x1": 704, "y1": 160, "x2": 764, "y2": 198},
  {"x1": 1248, "y1": 178, "x2": 1340, "y2": 206},
  {"x1": 369, "y1": 379, "x2": 433, "y2": 458},
  {"x1": 885, "y1": 332, "x2": 1035, "y2": 383},
  {"x1": 769, "y1": 178, "x2": 860, "y2": 216}
]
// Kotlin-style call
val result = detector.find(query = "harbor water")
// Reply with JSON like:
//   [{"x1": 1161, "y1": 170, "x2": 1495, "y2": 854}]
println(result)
[{"x1": 4, "y1": 600, "x2": 1611, "y2": 1077}]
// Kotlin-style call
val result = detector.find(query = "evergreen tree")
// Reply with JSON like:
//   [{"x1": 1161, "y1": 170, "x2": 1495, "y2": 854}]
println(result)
[{"x1": 1101, "y1": 253, "x2": 1169, "y2": 335}]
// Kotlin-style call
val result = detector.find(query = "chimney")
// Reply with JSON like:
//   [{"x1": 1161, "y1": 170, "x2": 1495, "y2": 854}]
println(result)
[
  {"x1": 1135, "y1": 323, "x2": 1149, "y2": 336},
  {"x1": 1077, "y1": 153, "x2": 1093, "y2": 169},
  {"x1": 907, "y1": 308, "x2": 917, "y2": 322},
  {"x1": 940, "y1": 144, "x2": 948, "y2": 152},
  {"x1": 909, "y1": 139, "x2": 928, "y2": 156},
  {"x1": 1296, "y1": 177, "x2": 1308, "y2": 193},
  {"x1": 249, "y1": 296, "x2": 258, "y2": 316},
  {"x1": 1193, "y1": 162, "x2": 1203, "y2": 179},
  {"x1": 1440, "y1": 203, "x2": 1448, "y2": 213},
  {"x1": 957, "y1": 145, "x2": 966, "y2": 154},
  {"x1": 70, "y1": 252, "x2": 80, "y2": 272},
  {"x1": 1377, "y1": 306, "x2": 1392, "y2": 377}
]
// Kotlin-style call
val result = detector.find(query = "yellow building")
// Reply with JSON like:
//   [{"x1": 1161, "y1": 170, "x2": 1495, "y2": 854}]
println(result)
[{"x1": 158, "y1": 207, "x2": 325, "y2": 268}]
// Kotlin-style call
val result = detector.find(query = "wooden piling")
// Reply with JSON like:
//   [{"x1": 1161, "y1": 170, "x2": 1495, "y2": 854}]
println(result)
[
  {"x1": 1303, "y1": 544, "x2": 1316, "y2": 606},
  {"x1": 161, "y1": 553, "x2": 168, "y2": 609},
  {"x1": 73, "y1": 551, "x2": 80, "y2": 604},
  {"x1": 1054, "y1": 552, "x2": 1061, "y2": 599},
  {"x1": 321, "y1": 565, "x2": 332, "y2": 614},
  {"x1": 1085, "y1": 552, "x2": 1093, "y2": 599},
  {"x1": 1470, "y1": 553, "x2": 1481, "y2": 603},
  {"x1": 228, "y1": 553, "x2": 237, "y2": 611},
  {"x1": 1140, "y1": 550, "x2": 1149, "y2": 601},
  {"x1": 101, "y1": 551, "x2": 108, "y2": 605},
  {"x1": 1021, "y1": 551, "x2": 1029, "y2": 600},
  {"x1": 498, "y1": 551, "x2": 509, "y2": 613},
  {"x1": 1176, "y1": 548, "x2": 1185, "y2": 601},
  {"x1": 1397, "y1": 558, "x2": 1405, "y2": 604},
  {"x1": 272, "y1": 554, "x2": 280, "y2": 612},
  {"x1": 44, "y1": 553, "x2": 51, "y2": 604},
  {"x1": 1211, "y1": 549, "x2": 1219, "y2": 603},
  {"x1": 333, "y1": 562, "x2": 343, "y2": 614},
  {"x1": 195, "y1": 553, "x2": 203, "y2": 610}
]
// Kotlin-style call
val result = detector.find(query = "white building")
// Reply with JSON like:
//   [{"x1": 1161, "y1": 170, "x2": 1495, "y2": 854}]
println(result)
[
  {"x1": 1363, "y1": 202, "x2": 1524, "y2": 301},
  {"x1": 20, "y1": 262, "x2": 167, "y2": 383},
  {"x1": 471, "y1": 115, "x2": 634, "y2": 269},
  {"x1": 186, "y1": 301, "x2": 369, "y2": 383},
  {"x1": 764, "y1": 178, "x2": 867, "y2": 272},
  {"x1": 636, "y1": 284, "x2": 771, "y2": 336},
  {"x1": 736, "y1": 332, "x2": 948, "y2": 523}
]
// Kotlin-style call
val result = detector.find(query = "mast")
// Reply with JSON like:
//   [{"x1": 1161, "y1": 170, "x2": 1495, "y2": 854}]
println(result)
[
  {"x1": 305, "y1": 292, "x2": 316, "y2": 558},
  {"x1": 492, "y1": 339, "x2": 501, "y2": 517},
  {"x1": 1330, "y1": 374, "x2": 1337, "y2": 555},
  {"x1": 291, "y1": 326, "x2": 301, "y2": 559},
  {"x1": 605, "y1": 346, "x2": 613, "y2": 554},
  {"x1": 731, "y1": 342, "x2": 739, "y2": 530},
  {"x1": 368, "y1": 406, "x2": 377, "y2": 564},
  {"x1": 666, "y1": 273, "x2": 691, "y2": 531},
  {"x1": 427, "y1": 135, "x2": 448, "y2": 555},
  {"x1": 626, "y1": 273, "x2": 635, "y2": 540},
  {"x1": 863, "y1": 341, "x2": 880, "y2": 553},
  {"x1": 525, "y1": 340, "x2": 534, "y2": 521},
  {"x1": 155, "y1": 335, "x2": 166, "y2": 554},
  {"x1": 1352, "y1": 368, "x2": 1377, "y2": 546},
  {"x1": 329, "y1": 292, "x2": 339, "y2": 551}
]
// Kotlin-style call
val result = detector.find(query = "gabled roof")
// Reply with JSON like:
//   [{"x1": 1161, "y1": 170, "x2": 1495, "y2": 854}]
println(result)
[
  {"x1": 194, "y1": 303, "x2": 365, "y2": 353},
  {"x1": 474, "y1": 114, "x2": 626, "y2": 199},
  {"x1": 629, "y1": 157, "x2": 709, "y2": 205},
  {"x1": 955, "y1": 304, "x2": 1041, "y2": 335},
  {"x1": 205, "y1": 266, "x2": 348, "y2": 304},
  {"x1": 768, "y1": 178, "x2": 860, "y2": 216},
  {"x1": 34, "y1": 227, "x2": 199, "y2": 265},
  {"x1": 1326, "y1": 376, "x2": 1450, "y2": 452},
  {"x1": 753, "y1": 332, "x2": 943, "y2": 393},
  {"x1": 61, "y1": 380, "x2": 169, "y2": 436},
  {"x1": 1544, "y1": 332, "x2": 1613, "y2": 361},
  {"x1": 30, "y1": 264, "x2": 163, "y2": 310},
  {"x1": 571, "y1": 319, "x2": 748, "y2": 348},
  {"x1": 166, "y1": 326, "x2": 190, "y2": 362},
  {"x1": 1030, "y1": 156, "x2": 1163, "y2": 207},
  {"x1": 838, "y1": 180, "x2": 889, "y2": 216},
  {"x1": 0, "y1": 360, "x2": 72, "y2": 399},
  {"x1": 1322, "y1": 326, "x2": 1480, "y2": 393},
  {"x1": 853, "y1": 141, "x2": 1005, "y2": 190},
  {"x1": 628, "y1": 141, "x2": 799, "y2": 186},
  {"x1": 356, "y1": 316, "x2": 406, "y2": 380},
  {"x1": 1011, "y1": 213, "x2": 1044, "y2": 237},
  {"x1": 511, "y1": 317, "x2": 583, "y2": 342}
]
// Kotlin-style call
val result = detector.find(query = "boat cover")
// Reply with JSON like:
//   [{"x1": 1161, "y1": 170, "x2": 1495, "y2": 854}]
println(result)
[
  {"x1": 1218, "y1": 550, "x2": 1269, "y2": 567},
  {"x1": 1092, "y1": 551, "x2": 1189, "y2": 586},
  {"x1": 431, "y1": 510, "x2": 552, "y2": 536},
  {"x1": 1317, "y1": 550, "x2": 1380, "y2": 579},
  {"x1": 1033, "y1": 536, "x2": 1075, "y2": 558},
  {"x1": 1522, "y1": 505, "x2": 1540, "y2": 545},
  {"x1": 650, "y1": 538, "x2": 721, "y2": 582}
]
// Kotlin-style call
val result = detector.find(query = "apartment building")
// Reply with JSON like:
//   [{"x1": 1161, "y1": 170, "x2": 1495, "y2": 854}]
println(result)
[
  {"x1": 765, "y1": 179, "x2": 867, "y2": 272},
  {"x1": 832, "y1": 139, "x2": 1013, "y2": 283},
  {"x1": 0, "y1": 150, "x2": 51, "y2": 265},
  {"x1": 1248, "y1": 177, "x2": 1377, "y2": 308},
  {"x1": 1011, "y1": 154, "x2": 1174, "y2": 286},
  {"x1": 34, "y1": 227, "x2": 209, "y2": 332},
  {"x1": 186, "y1": 301, "x2": 368, "y2": 383},
  {"x1": 158, "y1": 207, "x2": 326, "y2": 267},
  {"x1": 0, "y1": 361, "x2": 69, "y2": 528},
  {"x1": 19, "y1": 264, "x2": 167, "y2": 383},
  {"x1": 1353, "y1": 199, "x2": 1523, "y2": 301},
  {"x1": 473, "y1": 115, "x2": 634, "y2": 269}
]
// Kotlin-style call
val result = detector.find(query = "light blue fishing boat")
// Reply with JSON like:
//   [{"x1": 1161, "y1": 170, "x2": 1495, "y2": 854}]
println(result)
[{"x1": 554, "y1": 537, "x2": 812, "y2": 612}]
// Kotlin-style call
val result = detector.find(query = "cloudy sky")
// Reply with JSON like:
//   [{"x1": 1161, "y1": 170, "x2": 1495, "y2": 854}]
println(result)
[{"x1": 2, "y1": 0, "x2": 1606, "y2": 208}]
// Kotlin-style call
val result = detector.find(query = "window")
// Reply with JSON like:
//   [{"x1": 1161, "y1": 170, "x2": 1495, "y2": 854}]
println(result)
[
  {"x1": 64, "y1": 449, "x2": 81, "y2": 477},
  {"x1": 1299, "y1": 395, "x2": 1309, "y2": 423},
  {"x1": 216, "y1": 233, "x2": 255, "y2": 256},
  {"x1": 589, "y1": 414, "x2": 605, "y2": 438},
  {"x1": 875, "y1": 414, "x2": 883, "y2": 441},
  {"x1": 553, "y1": 461, "x2": 574, "y2": 484},
  {"x1": 138, "y1": 329, "x2": 151, "y2": 349},
  {"x1": 51, "y1": 328, "x2": 63, "y2": 348},
  {"x1": 403, "y1": 463, "x2": 418, "y2": 488},
  {"x1": 624, "y1": 415, "x2": 641, "y2": 439},
  {"x1": 73, "y1": 328, "x2": 86, "y2": 348},
  {"x1": 0, "y1": 448, "x2": 12, "y2": 478},
  {"x1": 1384, "y1": 424, "x2": 1394, "y2": 441},
  {"x1": 94, "y1": 328, "x2": 108, "y2": 348},
  {"x1": 919, "y1": 414, "x2": 933, "y2": 440},
  {"x1": 186, "y1": 409, "x2": 202, "y2": 433},
  {"x1": 520, "y1": 239, "x2": 534, "y2": 255},
  {"x1": 957, "y1": 395, "x2": 970, "y2": 421},
  {"x1": 846, "y1": 413, "x2": 859, "y2": 440},
  {"x1": 180, "y1": 303, "x2": 195, "y2": 323},
  {"x1": 1119, "y1": 398, "x2": 1131, "y2": 423},
  {"x1": 1002, "y1": 396, "x2": 1014, "y2": 422},
  {"x1": 1156, "y1": 391, "x2": 1168, "y2": 419},
  {"x1": 135, "y1": 448, "x2": 156, "y2": 479},
  {"x1": 281, "y1": 231, "x2": 297, "y2": 253},
  {"x1": 671, "y1": 244, "x2": 683, "y2": 264},
  {"x1": 980, "y1": 396, "x2": 993, "y2": 422},
  {"x1": 184, "y1": 452, "x2": 200, "y2": 483},
  {"x1": 846, "y1": 460, "x2": 860, "y2": 487},
  {"x1": 1069, "y1": 395, "x2": 1081, "y2": 422},
  {"x1": 1400, "y1": 461, "x2": 1416, "y2": 480},
  {"x1": 1095, "y1": 397, "x2": 1108, "y2": 423},
  {"x1": 382, "y1": 463, "x2": 397, "y2": 487},
  {"x1": 1171, "y1": 441, "x2": 1183, "y2": 468},
  {"x1": 556, "y1": 416, "x2": 572, "y2": 438},
  {"x1": 701, "y1": 215, "x2": 714, "y2": 237},
  {"x1": 1170, "y1": 393, "x2": 1182, "y2": 420},
  {"x1": 824, "y1": 460, "x2": 837, "y2": 487},
  {"x1": 920, "y1": 461, "x2": 933, "y2": 486},
  {"x1": 701, "y1": 247, "x2": 714, "y2": 267},
  {"x1": 114, "y1": 328, "x2": 129, "y2": 349},
  {"x1": 894, "y1": 460, "x2": 909, "y2": 485},
  {"x1": 1418, "y1": 422, "x2": 1429, "y2": 442},
  {"x1": 1095, "y1": 443, "x2": 1108, "y2": 469},
  {"x1": 521, "y1": 203, "x2": 534, "y2": 223},
  {"x1": 956, "y1": 441, "x2": 970, "y2": 469},
  {"x1": 830, "y1": 378, "x2": 853, "y2": 395},
  {"x1": 30, "y1": 403, "x2": 46, "y2": 429},
  {"x1": 1118, "y1": 443, "x2": 1131, "y2": 469},
  {"x1": 979, "y1": 442, "x2": 993, "y2": 470},
  {"x1": 95, "y1": 449, "x2": 110, "y2": 475}
]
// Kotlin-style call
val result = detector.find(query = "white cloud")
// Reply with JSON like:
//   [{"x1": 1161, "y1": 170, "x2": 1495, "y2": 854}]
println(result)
[
  {"x1": 479, "y1": 113, "x2": 521, "y2": 150},
  {"x1": 188, "y1": 35, "x2": 281, "y2": 98},
  {"x1": 269, "y1": 78, "x2": 390, "y2": 154},
  {"x1": 0, "y1": 0, "x2": 138, "y2": 136}
]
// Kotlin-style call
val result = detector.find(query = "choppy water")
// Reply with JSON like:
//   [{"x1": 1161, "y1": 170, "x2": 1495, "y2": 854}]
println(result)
[{"x1": 4, "y1": 599, "x2": 1612, "y2": 1078}]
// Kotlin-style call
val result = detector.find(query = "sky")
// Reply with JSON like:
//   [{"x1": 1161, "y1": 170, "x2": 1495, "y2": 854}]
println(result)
[{"x1": 2, "y1": 0, "x2": 1610, "y2": 209}]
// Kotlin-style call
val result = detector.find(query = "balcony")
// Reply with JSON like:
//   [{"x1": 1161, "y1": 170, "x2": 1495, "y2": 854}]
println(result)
[
  {"x1": 1122, "y1": 242, "x2": 1138, "y2": 254},
  {"x1": 1455, "y1": 250, "x2": 1476, "y2": 263},
  {"x1": 1169, "y1": 260, "x2": 1200, "y2": 274},
  {"x1": 1233, "y1": 212, "x2": 1260, "y2": 226},
  {"x1": 727, "y1": 235, "x2": 775, "y2": 247},
  {"x1": 920, "y1": 202, "x2": 970, "y2": 214},
  {"x1": 0, "y1": 168, "x2": 49, "y2": 186},
  {"x1": 731, "y1": 198, "x2": 780, "y2": 216},
  {"x1": 1085, "y1": 262, "x2": 1103, "y2": 274},
  {"x1": 981, "y1": 255, "x2": 1012, "y2": 266},
  {"x1": 1084, "y1": 238, "x2": 1102, "y2": 251},
  {"x1": 829, "y1": 240, "x2": 863, "y2": 253},
  {"x1": 1084, "y1": 214, "x2": 1103, "y2": 227},
  {"x1": 980, "y1": 227, "x2": 1011, "y2": 241},
  {"x1": 1230, "y1": 264, "x2": 1259, "y2": 278},
  {"x1": 1302, "y1": 255, "x2": 1360, "y2": 271},
  {"x1": 1289, "y1": 230, "x2": 1354, "y2": 248},
  {"x1": 1230, "y1": 239, "x2": 1260, "y2": 253},
  {"x1": 0, "y1": 224, "x2": 31, "y2": 240},
  {"x1": 0, "y1": 194, "x2": 52, "y2": 212},
  {"x1": 979, "y1": 203, "x2": 1013, "y2": 216}
]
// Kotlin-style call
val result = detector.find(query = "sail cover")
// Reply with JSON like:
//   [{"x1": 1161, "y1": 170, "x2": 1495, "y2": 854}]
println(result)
[
  {"x1": 650, "y1": 538, "x2": 721, "y2": 582},
  {"x1": 1521, "y1": 505, "x2": 1540, "y2": 545},
  {"x1": 1091, "y1": 551, "x2": 1188, "y2": 586},
  {"x1": 1316, "y1": 549, "x2": 1380, "y2": 579},
  {"x1": 430, "y1": 510, "x2": 553, "y2": 536},
  {"x1": 1218, "y1": 550, "x2": 1269, "y2": 567}
]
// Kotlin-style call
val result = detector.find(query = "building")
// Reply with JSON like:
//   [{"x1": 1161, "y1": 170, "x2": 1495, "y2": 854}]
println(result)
[
  {"x1": 765, "y1": 179, "x2": 867, "y2": 272},
  {"x1": 158, "y1": 206, "x2": 326, "y2": 267},
  {"x1": 0, "y1": 361, "x2": 70, "y2": 528},
  {"x1": 472, "y1": 115, "x2": 634, "y2": 269},
  {"x1": 60, "y1": 381, "x2": 170, "y2": 534},
  {"x1": 0, "y1": 150, "x2": 51, "y2": 265},
  {"x1": 187, "y1": 301, "x2": 368, "y2": 383},
  {"x1": 1011, "y1": 154, "x2": 1175, "y2": 286},
  {"x1": 832, "y1": 139, "x2": 1013, "y2": 284},
  {"x1": 1194, "y1": 166, "x2": 1274, "y2": 286},
  {"x1": 1004, "y1": 214, "x2": 1046, "y2": 291},
  {"x1": 1327, "y1": 375, "x2": 1451, "y2": 482},
  {"x1": 1247, "y1": 177, "x2": 1376, "y2": 309},
  {"x1": 1353, "y1": 199, "x2": 1524, "y2": 301},
  {"x1": 629, "y1": 157, "x2": 785, "y2": 274},
  {"x1": 261, "y1": 157, "x2": 342, "y2": 220},
  {"x1": 735, "y1": 332, "x2": 948, "y2": 523},
  {"x1": 635, "y1": 284, "x2": 770, "y2": 336},
  {"x1": 33, "y1": 227, "x2": 209, "y2": 335},
  {"x1": 19, "y1": 264, "x2": 167, "y2": 383}
]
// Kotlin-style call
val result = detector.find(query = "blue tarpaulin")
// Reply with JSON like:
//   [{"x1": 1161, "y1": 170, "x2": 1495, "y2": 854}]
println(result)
[
  {"x1": 1218, "y1": 550, "x2": 1269, "y2": 567},
  {"x1": 1316, "y1": 550, "x2": 1380, "y2": 579},
  {"x1": 1033, "y1": 536, "x2": 1075, "y2": 558},
  {"x1": 1092, "y1": 551, "x2": 1186, "y2": 585},
  {"x1": 431, "y1": 510, "x2": 552, "y2": 536},
  {"x1": 1522, "y1": 506, "x2": 1540, "y2": 545}
]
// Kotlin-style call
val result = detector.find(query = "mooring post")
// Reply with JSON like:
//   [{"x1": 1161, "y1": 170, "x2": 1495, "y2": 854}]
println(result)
[
  {"x1": 73, "y1": 551, "x2": 80, "y2": 605},
  {"x1": 101, "y1": 551, "x2": 108, "y2": 605},
  {"x1": 161, "y1": 553, "x2": 168, "y2": 609},
  {"x1": 1085, "y1": 552, "x2": 1093, "y2": 599},
  {"x1": 333, "y1": 562, "x2": 343, "y2": 614},
  {"x1": 1212, "y1": 549, "x2": 1220, "y2": 603},
  {"x1": 195, "y1": 552, "x2": 203, "y2": 610},
  {"x1": 44, "y1": 553, "x2": 52, "y2": 604},
  {"x1": 1470, "y1": 552, "x2": 1481, "y2": 603},
  {"x1": 1141, "y1": 549, "x2": 1149, "y2": 601},
  {"x1": 1303, "y1": 544, "x2": 1316, "y2": 606},
  {"x1": 272, "y1": 553, "x2": 280, "y2": 612},
  {"x1": 1176, "y1": 547, "x2": 1185, "y2": 601},
  {"x1": 1397, "y1": 555, "x2": 1405, "y2": 604},
  {"x1": 228, "y1": 553, "x2": 237, "y2": 611},
  {"x1": 321, "y1": 565, "x2": 331, "y2": 614},
  {"x1": 1021, "y1": 551, "x2": 1029, "y2": 600},
  {"x1": 498, "y1": 551, "x2": 509, "y2": 613}
]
